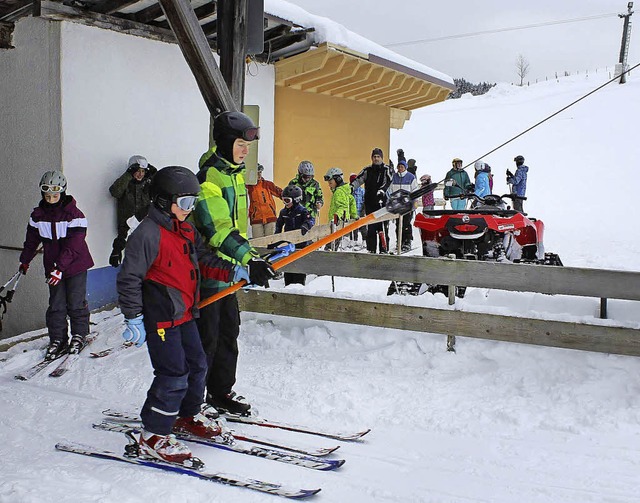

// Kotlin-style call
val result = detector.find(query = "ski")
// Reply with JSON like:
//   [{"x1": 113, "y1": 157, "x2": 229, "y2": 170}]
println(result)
[
  {"x1": 14, "y1": 350, "x2": 68, "y2": 381},
  {"x1": 93, "y1": 421, "x2": 344, "y2": 471},
  {"x1": 222, "y1": 413, "x2": 371, "y2": 442},
  {"x1": 101, "y1": 409, "x2": 339, "y2": 456},
  {"x1": 55, "y1": 441, "x2": 321, "y2": 499},
  {"x1": 49, "y1": 332, "x2": 99, "y2": 377},
  {"x1": 90, "y1": 342, "x2": 133, "y2": 359}
]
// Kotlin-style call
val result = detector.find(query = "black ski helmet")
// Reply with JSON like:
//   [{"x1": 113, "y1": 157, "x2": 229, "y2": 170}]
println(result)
[
  {"x1": 151, "y1": 166, "x2": 201, "y2": 214},
  {"x1": 282, "y1": 184, "x2": 303, "y2": 203},
  {"x1": 514, "y1": 155, "x2": 525, "y2": 166},
  {"x1": 213, "y1": 111, "x2": 260, "y2": 163}
]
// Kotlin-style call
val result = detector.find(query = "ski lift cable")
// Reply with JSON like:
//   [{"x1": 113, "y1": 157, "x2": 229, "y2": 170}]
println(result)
[{"x1": 453, "y1": 61, "x2": 640, "y2": 177}]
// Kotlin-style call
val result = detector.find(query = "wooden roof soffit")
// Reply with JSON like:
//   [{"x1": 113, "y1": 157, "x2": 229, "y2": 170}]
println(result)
[
  {"x1": 275, "y1": 42, "x2": 455, "y2": 111},
  {"x1": 390, "y1": 107, "x2": 411, "y2": 130}
]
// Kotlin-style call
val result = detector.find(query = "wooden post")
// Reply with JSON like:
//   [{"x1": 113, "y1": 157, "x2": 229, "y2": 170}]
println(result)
[
  {"x1": 600, "y1": 298, "x2": 608, "y2": 319},
  {"x1": 447, "y1": 253, "x2": 456, "y2": 352},
  {"x1": 157, "y1": 0, "x2": 237, "y2": 114},
  {"x1": 218, "y1": 0, "x2": 247, "y2": 108}
]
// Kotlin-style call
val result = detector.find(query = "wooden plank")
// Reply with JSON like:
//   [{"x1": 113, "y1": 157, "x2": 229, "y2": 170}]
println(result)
[
  {"x1": 158, "y1": 0, "x2": 237, "y2": 113},
  {"x1": 94, "y1": 0, "x2": 139, "y2": 15},
  {"x1": 237, "y1": 290, "x2": 640, "y2": 357},
  {"x1": 217, "y1": 0, "x2": 246, "y2": 108},
  {"x1": 277, "y1": 252, "x2": 640, "y2": 301}
]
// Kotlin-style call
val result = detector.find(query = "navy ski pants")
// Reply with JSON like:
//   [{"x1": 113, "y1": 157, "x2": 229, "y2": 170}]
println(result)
[{"x1": 140, "y1": 320, "x2": 207, "y2": 436}]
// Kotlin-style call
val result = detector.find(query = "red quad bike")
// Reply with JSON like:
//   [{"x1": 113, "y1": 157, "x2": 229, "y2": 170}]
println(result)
[{"x1": 387, "y1": 192, "x2": 562, "y2": 296}]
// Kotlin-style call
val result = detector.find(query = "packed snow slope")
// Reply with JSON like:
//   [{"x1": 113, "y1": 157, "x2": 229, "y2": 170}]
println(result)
[{"x1": 1, "y1": 72, "x2": 640, "y2": 503}]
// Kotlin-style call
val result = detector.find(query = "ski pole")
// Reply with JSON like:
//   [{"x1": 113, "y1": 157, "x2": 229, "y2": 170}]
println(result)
[
  {"x1": 198, "y1": 182, "x2": 438, "y2": 309},
  {"x1": 0, "y1": 271, "x2": 20, "y2": 294}
]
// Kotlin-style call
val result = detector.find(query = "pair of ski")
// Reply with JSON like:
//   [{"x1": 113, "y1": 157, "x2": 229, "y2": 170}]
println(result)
[
  {"x1": 58, "y1": 409, "x2": 370, "y2": 499},
  {"x1": 14, "y1": 332, "x2": 98, "y2": 380}
]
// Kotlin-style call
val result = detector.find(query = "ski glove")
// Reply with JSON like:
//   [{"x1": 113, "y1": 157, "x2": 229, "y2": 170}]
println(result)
[
  {"x1": 506, "y1": 169, "x2": 514, "y2": 178},
  {"x1": 19, "y1": 263, "x2": 29, "y2": 275},
  {"x1": 247, "y1": 258, "x2": 276, "y2": 287},
  {"x1": 47, "y1": 269, "x2": 62, "y2": 286},
  {"x1": 109, "y1": 251, "x2": 122, "y2": 268},
  {"x1": 123, "y1": 315, "x2": 146, "y2": 347},
  {"x1": 233, "y1": 265, "x2": 250, "y2": 283}
]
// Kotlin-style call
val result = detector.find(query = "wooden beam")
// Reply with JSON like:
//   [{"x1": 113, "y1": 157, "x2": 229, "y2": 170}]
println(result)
[
  {"x1": 326, "y1": 65, "x2": 380, "y2": 96},
  {"x1": 94, "y1": 0, "x2": 140, "y2": 15},
  {"x1": 151, "y1": 3, "x2": 216, "y2": 29},
  {"x1": 158, "y1": 0, "x2": 237, "y2": 113},
  {"x1": 341, "y1": 68, "x2": 393, "y2": 99},
  {"x1": 277, "y1": 251, "x2": 640, "y2": 301},
  {"x1": 218, "y1": 0, "x2": 247, "y2": 108},
  {"x1": 39, "y1": 1, "x2": 176, "y2": 44},
  {"x1": 0, "y1": 0, "x2": 32, "y2": 22},
  {"x1": 0, "y1": 21, "x2": 14, "y2": 48},
  {"x1": 237, "y1": 290, "x2": 640, "y2": 357}
]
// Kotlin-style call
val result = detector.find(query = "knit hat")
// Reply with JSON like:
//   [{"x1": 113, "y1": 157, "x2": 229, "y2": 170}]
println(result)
[
  {"x1": 398, "y1": 160, "x2": 408, "y2": 169},
  {"x1": 371, "y1": 148, "x2": 383, "y2": 158},
  {"x1": 407, "y1": 159, "x2": 416, "y2": 168},
  {"x1": 420, "y1": 174, "x2": 432, "y2": 183}
]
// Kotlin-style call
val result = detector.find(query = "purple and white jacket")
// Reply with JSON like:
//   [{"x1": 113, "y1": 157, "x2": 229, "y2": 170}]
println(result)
[{"x1": 20, "y1": 195, "x2": 94, "y2": 278}]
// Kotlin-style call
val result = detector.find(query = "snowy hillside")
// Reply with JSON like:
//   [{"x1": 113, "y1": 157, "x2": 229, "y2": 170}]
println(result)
[{"x1": 1, "y1": 73, "x2": 640, "y2": 503}]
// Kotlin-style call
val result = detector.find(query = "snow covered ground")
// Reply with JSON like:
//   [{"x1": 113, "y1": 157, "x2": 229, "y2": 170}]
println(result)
[{"x1": 2, "y1": 72, "x2": 640, "y2": 502}]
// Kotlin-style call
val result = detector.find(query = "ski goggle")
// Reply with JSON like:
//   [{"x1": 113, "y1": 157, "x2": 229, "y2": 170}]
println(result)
[
  {"x1": 40, "y1": 184, "x2": 64, "y2": 193},
  {"x1": 175, "y1": 195, "x2": 198, "y2": 211},
  {"x1": 241, "y1": 126, "x2": 260, "y2": 141},
  {"x1": 282, "y1": 197, "x2": 293, "y2": 204}
]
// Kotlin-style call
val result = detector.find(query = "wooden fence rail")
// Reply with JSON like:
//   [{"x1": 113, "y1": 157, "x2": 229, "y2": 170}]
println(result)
[{"x1": 237, "y1": 251, "x2": 640, "y2": 357}]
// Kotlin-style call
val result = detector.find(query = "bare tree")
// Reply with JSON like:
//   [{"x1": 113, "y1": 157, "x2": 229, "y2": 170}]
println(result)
[{"x1": 515, "y1": 54, "x2": 530, "y2": 86}]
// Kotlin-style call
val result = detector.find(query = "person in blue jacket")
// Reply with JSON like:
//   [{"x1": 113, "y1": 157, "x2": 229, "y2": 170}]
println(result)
[
  {"x1": 507, "y1": 155, "x2": 528, "y2": 212},
  {"x1": 473, "y1": 160, "x2": 492, "y2": 203}
]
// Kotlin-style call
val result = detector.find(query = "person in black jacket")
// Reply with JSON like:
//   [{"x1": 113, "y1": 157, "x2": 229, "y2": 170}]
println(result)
[
  {"x1": 351, "y1": 148, "x2": 393, "y2": 253},
  {"x1": 108, "y1": 155, "x2": 157, "y2": 267}
]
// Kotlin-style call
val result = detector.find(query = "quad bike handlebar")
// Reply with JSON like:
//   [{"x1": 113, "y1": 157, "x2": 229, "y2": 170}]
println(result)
[{"x1": 450, "y1": 192, "x2": 527, "y2": 204}]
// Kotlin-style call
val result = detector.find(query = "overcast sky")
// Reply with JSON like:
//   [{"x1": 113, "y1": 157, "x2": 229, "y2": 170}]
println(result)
[{"x1": 283, "y1": 0, "x2": 638, "y2": 84}]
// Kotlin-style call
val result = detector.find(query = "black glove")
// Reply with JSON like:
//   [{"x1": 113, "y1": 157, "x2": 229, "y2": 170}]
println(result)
[
  {"x1": 109, "y1": 251, "x2": 121, "y2": 268},
  {"x1": 506, "y1": 169, "x2": 514, "y2": 178},
  {"x1": 301, "y1": 226, "x2": 309, "y2": 236},
  {"x1": 467, "y1": 183, "x2": 475, "y2": 192},
  {"x1": 247, "y1": 258, "x2": 276, "y2": 287},
  {"x1": 127, "y1": 163, "x2": 141, "y2": 175},
  {"x1": 397, "y1": 148, "x2": 404, "y2": 157}
]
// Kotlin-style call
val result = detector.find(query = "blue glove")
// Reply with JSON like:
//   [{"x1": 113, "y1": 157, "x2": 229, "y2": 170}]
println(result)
[
  {"x1": 233, "y1": 265, "x2": 250, "y2": 283},
  {"x1": 123, "y1": 315, "x2": 146, "y2": 347}
]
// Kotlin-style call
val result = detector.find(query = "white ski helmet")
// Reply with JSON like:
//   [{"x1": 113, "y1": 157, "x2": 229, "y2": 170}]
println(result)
[
  {"x1": 128, "y1": 155, "x2": 149, "y2": 170},
  {"x1": 298, "y1": 161, "x2": 314, "y2": 176},
  {"x1": 474, "y1": 160, "x2": 485, "y2": 171},
  {"x1": 39, "y1": 170, "x2": 67, "y2": 193}
]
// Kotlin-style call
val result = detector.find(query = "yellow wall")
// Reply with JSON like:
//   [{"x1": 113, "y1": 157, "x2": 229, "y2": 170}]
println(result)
[{"x1": 274, "y1": 86, "x2": 390, "y2": 225}]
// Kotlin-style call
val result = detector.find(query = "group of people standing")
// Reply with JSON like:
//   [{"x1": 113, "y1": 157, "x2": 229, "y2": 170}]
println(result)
[{"x1": 443, "y1": 155, "x2": 529, "y2": 212}]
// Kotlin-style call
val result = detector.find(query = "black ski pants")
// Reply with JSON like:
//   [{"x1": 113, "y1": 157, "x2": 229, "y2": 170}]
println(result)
[
  {"x1": 196, "y1": 292, "x2": 240, "y2": 399},
  {"x1": 46, "y1": 271, "x2": 89, "y2": 342}
]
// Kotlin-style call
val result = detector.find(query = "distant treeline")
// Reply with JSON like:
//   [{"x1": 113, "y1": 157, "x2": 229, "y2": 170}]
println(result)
[{"x1": 448, "y1": 78, "x2": 496, "y2": 99}]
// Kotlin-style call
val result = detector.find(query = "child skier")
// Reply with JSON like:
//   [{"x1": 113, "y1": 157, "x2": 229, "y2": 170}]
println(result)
[
  {"x1": 19, "y1": 170, "x2": 94, "y2": 360},
  {"x1": 324, "y1": 167, "x2": 357, "y2": 223},
  {"x1": 116, "y1": 165, "x2": 250, "y2": 465},
  {"x1": 275, "y1": 184, "x2": 315, "y2": 286}
]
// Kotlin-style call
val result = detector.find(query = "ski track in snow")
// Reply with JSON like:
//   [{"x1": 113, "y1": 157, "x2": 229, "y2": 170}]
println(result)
[{"x1": 3, "y1": 74, "x2": 640, "y2": 502}]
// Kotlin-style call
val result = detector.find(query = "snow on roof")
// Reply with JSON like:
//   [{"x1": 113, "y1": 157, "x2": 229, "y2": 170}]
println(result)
[{"x1": 264, "y1": 0, "x2": 454, "y2": 86}]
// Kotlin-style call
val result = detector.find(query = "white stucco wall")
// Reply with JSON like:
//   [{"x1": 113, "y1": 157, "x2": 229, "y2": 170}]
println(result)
[
  {"x1": 0, "y1": 18, "x2": 275, "y2": 338},
  {"x1": 59, "y1": 22, "x2": 276, "y2": 267}
]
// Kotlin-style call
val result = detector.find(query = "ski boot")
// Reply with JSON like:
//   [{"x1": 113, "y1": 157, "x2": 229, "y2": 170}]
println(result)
[
  {"x1": 138, "y1": 429, "x2": 197, "y2": 466},
  {"x1": 200, "y1": 402, "x2": 220, "y2": 419},
  {"x1": 172, "y1": 413, "x2": 227, "y2": 440},
  {"x1": 208, "y1": 391, "x2": 251, "y2": 416},
  {"x1": 68, "y1": 334, "x2": 86, "y2": 354},
  {"x1": 45, "y1": 339, "x2": 68, "y2": 361}
]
